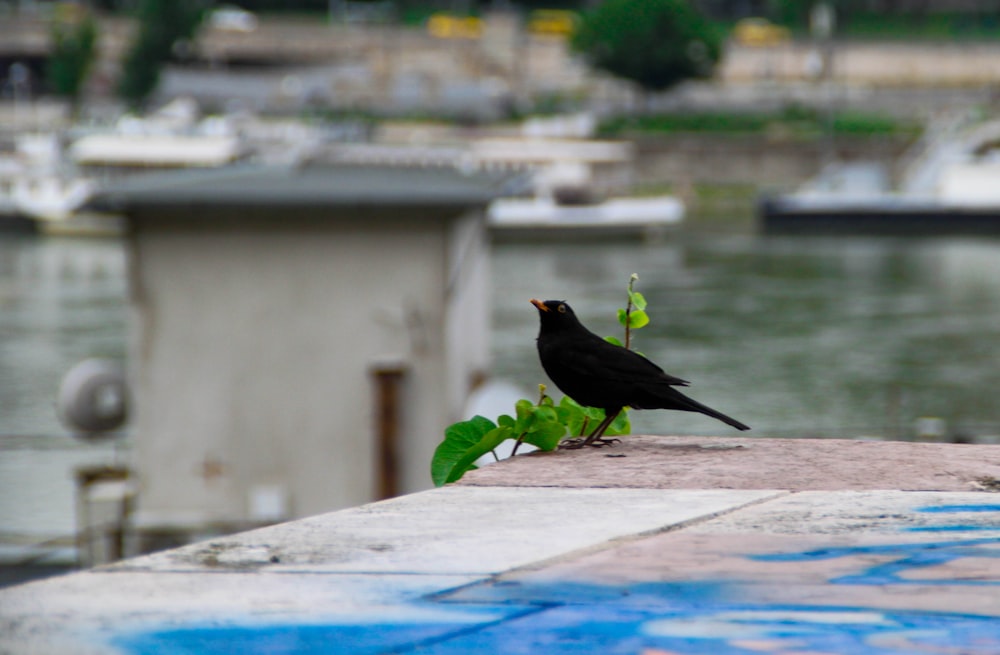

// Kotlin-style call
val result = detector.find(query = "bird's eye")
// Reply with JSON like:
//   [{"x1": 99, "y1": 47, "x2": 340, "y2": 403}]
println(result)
[{"x1": 557, "y1": 304, "x2": 567, "y2": 313}]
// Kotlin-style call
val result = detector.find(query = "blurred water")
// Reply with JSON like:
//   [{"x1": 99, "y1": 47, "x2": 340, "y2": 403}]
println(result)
[
  {"x1": 3, "y1": 232, "x2": 1000, "y2": 547},
  {"x1": 0, "y1": 235, "x2": 128, "y2": 436},
  {"x1": 0, "y1": 235, "x2": 127, "y2": 549},
  {"x1": 493, "y1": 236, "x2": 1000, "y2": 441}
]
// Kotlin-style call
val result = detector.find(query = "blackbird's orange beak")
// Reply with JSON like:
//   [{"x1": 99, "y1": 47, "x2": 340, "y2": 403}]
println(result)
[{"x1": 530, "y1": 298, "x2": 549, "y2": 312}]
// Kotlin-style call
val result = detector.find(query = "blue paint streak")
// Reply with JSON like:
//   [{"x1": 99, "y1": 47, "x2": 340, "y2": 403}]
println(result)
[
  {"x1": 437, "y1": 580, "x2": 732, "y2": 609},
  {"x1": 114, "y1": 604, "x2": 531, "y2": 655},
  {"x1": 118, "y1": 623, "x2": 461, "y2": 655},
  {"x1": 111, "y1": 509, "x2": 1000, "y2": 654},
  {"x1": 752, "y1": 537, "x2": 1000, "y2": 586},
  {"x1": 906, "y1": 524, "x2": 1000, "y2": 532},
  {"x1": 113, "y1": 582, "x2": 1000, "y2": 655},
  {"x1": 917, "y1": 504, "x2": 1000, "y2": 513}
]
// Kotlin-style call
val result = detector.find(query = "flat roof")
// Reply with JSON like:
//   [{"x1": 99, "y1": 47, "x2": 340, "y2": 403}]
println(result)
[{"x1": 87, "y1": 164, "x2": 511, "y2": 214}]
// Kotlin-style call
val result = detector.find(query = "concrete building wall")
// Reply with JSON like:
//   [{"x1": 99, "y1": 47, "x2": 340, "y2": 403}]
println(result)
[
  {"x1": 635, "y1": 134, "x2": 915, "y2": 190},
  {"x1": 125, "y1": 208, "x2": 489, "y2": 534}
]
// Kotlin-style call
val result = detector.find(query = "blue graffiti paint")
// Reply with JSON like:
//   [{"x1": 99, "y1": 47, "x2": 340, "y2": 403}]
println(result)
[
  {"x1": 113, "y1": 585, "x2": 1000, "y2": 655},
  {"x1": 435, "y1": 579, "x2": 733, "y2": 609},
  {"x1": 751, "y1": 537, "x2": 1000, "y2": 586},
  {"x1": 111, "y1": 505, "x2": 1000, "y2": 655},
  {"x1": 118, "y1": 622, "x2": 462, "y2": 655},
  {"x1": 424, "y1": 601, "x2": 1000, "y2": 655},
  {"x1": 114, "y1": 604, "x2": 537, "y2": 655},
  {"x1": 906, "y1": 524, "x2": 1000, "y2": 532},
  {"x1": 906, "y1": 503, "x2": 1000, "y2": 532},
  {"x1": 917, "y1": 504, "x2": 1000, "y2": 513}
]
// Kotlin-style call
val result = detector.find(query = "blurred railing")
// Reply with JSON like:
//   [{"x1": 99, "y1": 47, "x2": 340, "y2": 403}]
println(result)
[{"x1": 0, "y1": 434, "x2": 131, "y2": 577}]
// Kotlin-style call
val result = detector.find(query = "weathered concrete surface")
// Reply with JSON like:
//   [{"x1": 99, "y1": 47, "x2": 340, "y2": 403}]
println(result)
[
  {"x1": 1, "y1": 437, "x2": 998, "y2": 654},
  {"x1": 443, "y1": 491, "x2": 1000, "y2": 653},
  {"x1": 106, "y1": 486, "x2": 781, "y2": 576},
  {"x1": 0, "y1": 487, "x2": 778, "y2": 653},
  {"x1": 458, "y1": 435, "x2": 1000, "y2": 491}
]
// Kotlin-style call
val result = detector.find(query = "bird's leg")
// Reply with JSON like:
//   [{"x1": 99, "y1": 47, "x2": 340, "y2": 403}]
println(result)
[
  {"x1": 582, "y1": 409, "x2": 621, "y2": 447},
  {"x1": 561, "y1": 410, "x2": 621, "y2": 449}
]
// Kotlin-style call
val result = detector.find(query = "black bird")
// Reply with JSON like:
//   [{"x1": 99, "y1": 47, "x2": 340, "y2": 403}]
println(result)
[{"x1": 531, "y1": 298, "x2": 750, "y2": 447}]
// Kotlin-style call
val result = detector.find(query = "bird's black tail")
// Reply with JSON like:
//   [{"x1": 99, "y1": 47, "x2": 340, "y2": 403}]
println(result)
[
  {"x1": 699, "y1": 405, "x2": 751, "y2": 431},
  {"x1": 659, "y1": 387, "x2": 751, "y2": 431}
]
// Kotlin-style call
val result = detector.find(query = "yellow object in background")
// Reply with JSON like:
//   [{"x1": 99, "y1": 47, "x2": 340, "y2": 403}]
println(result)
[
  {"x1": 528, "y1": 10, "x2": 578, "y2": 37},
  {"x1": 427, "y1": 13, "x2": 483, "y2": 40},
  {"x1": 733, "y1": 17, "x2": 790, "y2": 46}
]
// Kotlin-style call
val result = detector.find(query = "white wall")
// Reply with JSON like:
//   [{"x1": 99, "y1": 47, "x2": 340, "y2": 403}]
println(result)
[{"x1": 127, "y1": 210, "x2": 489, "y2": 532}]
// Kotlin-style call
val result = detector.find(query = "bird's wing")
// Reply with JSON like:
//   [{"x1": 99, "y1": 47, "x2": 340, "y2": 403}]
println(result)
[{"x1": 552, "y1": 334, "x2": 690, "y2": 387}]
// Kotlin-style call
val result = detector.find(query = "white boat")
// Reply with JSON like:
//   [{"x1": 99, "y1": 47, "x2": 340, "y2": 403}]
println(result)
[
  {"x1": 760, "y1": 114, "x2": 1000, "y2": 235},
  {"x1": 0, "y1": 133, "x2": 125, "y2": 235},
  {"x1": 0, "y1": 161, "x2": 121, "y2": 236},
  {"x1": 488, "y1": 194, "x2": 684, "y2": 239}
]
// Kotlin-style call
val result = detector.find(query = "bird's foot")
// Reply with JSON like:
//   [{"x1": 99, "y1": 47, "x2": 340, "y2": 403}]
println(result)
[
  {"x1": 558, "y1": 438, "x2": 586, "y2": 450},
  {"x1": 559, "y1": 437, "x2": 584, "y2": 450},
  {"x1": 558, "y1": 436, "x2": 621, "y2": 450}
]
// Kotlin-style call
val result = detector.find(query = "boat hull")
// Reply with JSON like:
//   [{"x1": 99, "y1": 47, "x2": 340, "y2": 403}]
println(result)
[{"x1": 759, "y1": 197, "x2": 1000, "y2": 236}]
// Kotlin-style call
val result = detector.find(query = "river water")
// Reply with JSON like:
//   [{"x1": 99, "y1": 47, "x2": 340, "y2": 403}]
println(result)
[
  {"x1": 493, "y1": 236, "x2": 1000, "y2": 441},
  {"x1": 0, "y1": 235, "x2": 127, "y2": 554},
  {"x1": 2, "y1": 231, "x2": 1000, "y2": 548}
]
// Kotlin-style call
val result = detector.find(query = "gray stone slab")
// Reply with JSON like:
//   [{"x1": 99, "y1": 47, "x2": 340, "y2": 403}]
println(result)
[
  {"x1": 458, "y1": 435, "x2": 1000, "y2": 491},
  {"x1": 0, "y1": 487, "x2": 779, "y2": 654},
  {"x1": 452, "y1": 491, "x2": 1000, "y2": 614},
  {"x1": 0, "y1": 571, "x2": 492, "y2": 654},
  {"x1": 688, "y1": 490, "x2": 1000, "y2": 535},
  {"x1": 3, "y1": 488, "x2": 996, "y2": 654},
  {"x1": 110, "y1": 487, "x2": 782, "y2": 575}
]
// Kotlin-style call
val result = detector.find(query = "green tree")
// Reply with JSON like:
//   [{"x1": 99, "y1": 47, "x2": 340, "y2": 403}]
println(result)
[
  {"x1": 118, "y1": 0, "x2": 206, "y2": 109},
  {"x1": 47, "y1": 6, "x2": 99, "y2": 112},
  {"x1": 571, "y1": 0, "x2": 721, "y2": 93}
]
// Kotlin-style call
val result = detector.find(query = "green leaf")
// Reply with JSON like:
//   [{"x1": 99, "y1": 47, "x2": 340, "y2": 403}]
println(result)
[
  {"x1": 514, "y1": 398, "x2": 536, "y2": 433},
  {"x1": 556, "y1": 396, "x2": 587, "y2": 436},
  {"x1": 521, "y1": 420, "x2": 566, "y2": 451},
  {"x1": 498, "y1": 414, "x2": 515, "y2": 429},
  {"x1": 431, "y1": 415, "x2": 496, "y2": 486},
  {"x1": 557, "y1": 396, "x2": 607, "y2": 437},
  {"x1": 530, "y1": 405, "x2": 558, "y2": 425},
  {"x1": 445, "y1": 426, "x2": 515, "y2": 484},
  {"x1": 628, "y1": 290, "x2": 648, "y2": 311},
  {"x1": 618, "y1": 308, "x2": 650, "y2": 330},
  {"x1": 627, "y1": 310, "x2": 650, "y2": 329},
  {"x1": 605, "y1": 409, "x2": 632, "y2": 436},
  {"x1": 604, "y1": 335, "x2": 624, "y2": 347}
]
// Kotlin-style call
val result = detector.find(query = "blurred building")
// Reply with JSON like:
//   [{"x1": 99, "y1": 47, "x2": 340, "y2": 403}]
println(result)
[{"x1": 89, "y1": 163, "x2": 503, "y2": 553}]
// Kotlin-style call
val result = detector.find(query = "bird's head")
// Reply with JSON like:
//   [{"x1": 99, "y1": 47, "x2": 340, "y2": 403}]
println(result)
[{"x1": 530, "y1": 298, "x2": 583, "y2": 332}]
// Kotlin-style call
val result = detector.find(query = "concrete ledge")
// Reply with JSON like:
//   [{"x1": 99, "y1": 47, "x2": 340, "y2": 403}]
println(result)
[
  {"x1": 108, "y1": 486, "x2": 782, "y2": 576},
  {"x1": 457, "y1": 435, "x2": 1000, "y2": 491},
  {"x1": 2, "y1": 436, "x2": 999, "y2": 654}
]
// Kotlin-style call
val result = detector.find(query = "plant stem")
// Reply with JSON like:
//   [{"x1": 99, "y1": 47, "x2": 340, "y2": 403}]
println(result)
[
  {"x1": 624, "y1": 273, "x2": 637, "y2": 351},
  {"x1": 624, "y1": 296, "x2": 633, "y2": 351},
  {"x1": 511, "y1": 432, "x2": 527, "y2": 457}
]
